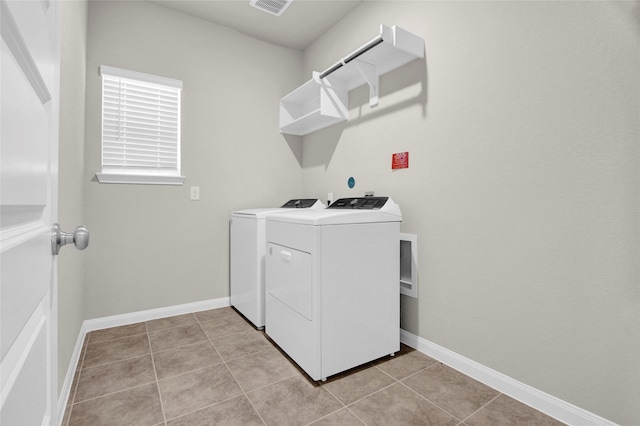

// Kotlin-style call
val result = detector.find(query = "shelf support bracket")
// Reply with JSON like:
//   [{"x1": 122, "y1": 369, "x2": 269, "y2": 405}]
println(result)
[{"x1": 352, "y1": 59, "x2": 379, "y2": 108}]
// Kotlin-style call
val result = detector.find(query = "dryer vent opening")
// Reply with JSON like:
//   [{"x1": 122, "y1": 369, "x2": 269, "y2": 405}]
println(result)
[
  {"x1": 400, "y1": 233, "x2": 418, "y2": 299},
  {"x1": 249, "y1": 0, "x2": 293, "y2": 16}
]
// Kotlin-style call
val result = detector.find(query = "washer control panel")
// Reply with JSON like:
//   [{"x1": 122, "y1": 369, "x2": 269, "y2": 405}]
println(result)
[
  {"x1": 328, "y1": 197, "x2": 389, "y2": 210},
  {"x1": 280, "y1": 199, "x2": 321, "y2": 208}
]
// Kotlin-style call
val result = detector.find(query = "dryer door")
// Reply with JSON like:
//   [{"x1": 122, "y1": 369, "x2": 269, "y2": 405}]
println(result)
[
  {"x1": 266, "y1": 243, "x2": 312, "y2": 320},
  {"x1": 265, "y1": 242, "x2": 320, "y2": 380}
]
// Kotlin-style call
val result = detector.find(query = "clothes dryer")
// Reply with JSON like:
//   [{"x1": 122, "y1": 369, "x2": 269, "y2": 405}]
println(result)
[
  {"x1": 265, "y1": 197, "x2": 401, "y2": 380},
  {"x1": 230, "y1": 199, "x2": 325, "y2": 328}
]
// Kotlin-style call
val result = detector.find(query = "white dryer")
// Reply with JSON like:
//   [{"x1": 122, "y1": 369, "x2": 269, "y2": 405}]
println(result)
[
  {"x1": 230, "y1": 199, "x2": 325, "y2": 328},
  {"x1": 265, "y1": 197, "x2": 401, "y2": 381}
]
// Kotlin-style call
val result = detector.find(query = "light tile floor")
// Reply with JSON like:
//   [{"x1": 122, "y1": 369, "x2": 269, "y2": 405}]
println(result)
[{"x1": 62, "y1": 307, "x2": 565, "y2": 426}]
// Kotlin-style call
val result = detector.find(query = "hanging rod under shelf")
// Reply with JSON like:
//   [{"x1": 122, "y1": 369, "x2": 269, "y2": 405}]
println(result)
[
  {"x1": 318, "y1": 35, "x2": 384, "y2": 80},
  {"x1": 279, "y1": 24, "x2": 424, "y2": 135}
]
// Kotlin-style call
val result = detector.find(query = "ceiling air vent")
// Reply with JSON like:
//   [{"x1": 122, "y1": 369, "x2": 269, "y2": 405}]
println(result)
[{"x1": 249, "y1": 0, "x2": 293, "y2": 17}]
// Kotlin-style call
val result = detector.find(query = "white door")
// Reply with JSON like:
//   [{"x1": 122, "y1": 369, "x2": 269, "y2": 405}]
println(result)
[{"x1": 0, "y1": 0, "x2": 61, "y2": 425}]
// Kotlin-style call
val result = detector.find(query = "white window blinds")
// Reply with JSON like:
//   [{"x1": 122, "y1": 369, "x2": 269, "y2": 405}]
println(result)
[{"x1": 97, "y1": 66, "x2": 185, "y2": 185}]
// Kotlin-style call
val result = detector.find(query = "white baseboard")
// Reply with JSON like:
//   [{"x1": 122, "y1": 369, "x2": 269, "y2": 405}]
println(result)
[
  {"x1": 82, "y1": 297, "x2": 230, "y2": 332},
  {"x1": 400, "y1": 329, "x2": 617, "y2": 426},
  {"x1": 56, "y1": 326, "x2": 87, "y2": 425},
  {"x1": 56, "y1": 297, "x2": 230, "y2": 423}
]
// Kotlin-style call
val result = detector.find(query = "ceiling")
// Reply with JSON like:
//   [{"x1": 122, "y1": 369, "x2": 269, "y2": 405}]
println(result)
[{"x1": 146, "y1": 0, "x2": 363, "y2": 50}]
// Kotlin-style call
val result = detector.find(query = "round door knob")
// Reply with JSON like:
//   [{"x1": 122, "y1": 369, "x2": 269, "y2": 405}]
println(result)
[
  {"x1": 73, "y1": 226, "x2": 90, "y2": 250},
  {"x1": 51, "y1": 223, "x2": 90, "y2": 255}
]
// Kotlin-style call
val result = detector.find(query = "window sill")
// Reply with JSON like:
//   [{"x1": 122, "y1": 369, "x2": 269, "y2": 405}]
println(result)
[{"x1": 95, "y1": 172, "x2": 186, "y2": 186}]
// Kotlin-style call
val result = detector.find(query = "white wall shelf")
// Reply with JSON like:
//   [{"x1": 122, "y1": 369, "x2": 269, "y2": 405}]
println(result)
[
  {"x1": 279, "y1": 24, "x2": 424, "y2": 136},
  {"x1": 279, "y1": 76, "x2": 348, "y2": 136}
]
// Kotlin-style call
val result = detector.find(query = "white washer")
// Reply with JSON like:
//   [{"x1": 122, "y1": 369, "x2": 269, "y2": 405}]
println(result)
[
  {"x1": 230, "y1": 199, "x2": 325, "y2": 328},
  {"x1": 265, "y1": 197, "x2": 401, "y2": 381}
]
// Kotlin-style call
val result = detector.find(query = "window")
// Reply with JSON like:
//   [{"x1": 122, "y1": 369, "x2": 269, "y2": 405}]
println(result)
[{"x1": 96, "y1": 65, "x2": 185, "y2": 185}]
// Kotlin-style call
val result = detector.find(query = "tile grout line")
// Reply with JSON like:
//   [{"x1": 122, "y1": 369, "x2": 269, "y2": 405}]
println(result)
[
  {"x1": 401, "y1": 359, "x2": 441, "y2": 381},
  {"x1": 241, "y1": 369, "x2": 303, "y2": 394},
  {"x1": 313, "y1": 360, "x2": 438, "y2": 426},
  {"x1": 346, "y1": 407, "x2": 369, "y2": 426},
  {"x1": 347, "y1": 380, "x2": 400, "y2": 408},
  {"x1": 459, "y1": 391, "x2": 502, "y2": 424},
  {"x1": 152, "y1": 339, "x2": 215, "y2": 356},
  {"x1": 145, "y1": 313, "x2": 200, "y2": 334},
  {"x1": 195, "y1": 311, "x2": 269, "y2": 426},
  {"x1": 309, "y1": 385, "x2": 351, "y2": 426},
  {"x1": 215, "y1": 343, "x2": 273, "y2": 363},
  {"x1": 301, "y1": 407, "x2": 348, "y2": 426},
  {"x1": 70, "y1": 357, "x2": 160, "y2": 406},
  {"x1": 68, "y1": 381, "x2": 159, "y2": 406},
  {"x1": 161, "y1": 395, "x2": 257, "y2": 424},
  {"x1": 82, "y1": 331, "x2": 151, "y2": 370},
  {"x1": 332, "y1": 364, "x2": 390, "y2": 426},
  {"x1": 397, "y1": 379, "x2": 466, "y2": 423},
  {"x1": 352, "y1": 358, "x2": 452, "y2": 422},
  {"x1": 318, "y1": 381, "x2": 350, "y2": 407},
  {"x1": 85, "y1": 331, "x2": 148, "y2": 346},
  {"x1": 145, "y1": 321, "x2": 169, "y2": 426},
  {"x1": 398, "y1": 361, "x2": 506, "y2": 424},
  {"x1": 337, "y1": 380, "x2": 403, "y2": 426},
  {"x1": 76, "y1": 352, "x2": 151, "y2": 372},
  {"x1": 154, "y1": 360, "x2": 226, "y2": 382},
  {"x1": 372, "y1": 362, "x2": 397, "y2": 381},
  {"x1": 134, "y1": 312, "x2": 253, "y2": 381},
  {"x1": 315, "y1": 362, "x2": 405, "y2": 425}
]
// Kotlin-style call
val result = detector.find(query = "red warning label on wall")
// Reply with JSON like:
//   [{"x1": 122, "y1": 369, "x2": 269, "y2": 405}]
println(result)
[{"x1": 392, "y1": 152, "x2": 409, "y2": 170}]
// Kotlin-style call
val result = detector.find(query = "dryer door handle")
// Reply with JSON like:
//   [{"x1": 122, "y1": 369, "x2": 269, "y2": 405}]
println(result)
[{"x1": 280, "y1": 250, "x2": 292, "y2": 261}]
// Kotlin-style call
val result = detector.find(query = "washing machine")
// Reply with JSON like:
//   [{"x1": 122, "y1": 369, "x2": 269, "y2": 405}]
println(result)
[
  {"x1": 265, "y1": 197, "x2": 401, "y2": 381},
  {"x1": 230, "y1": 199, "x2": 325, "y2": 328}
]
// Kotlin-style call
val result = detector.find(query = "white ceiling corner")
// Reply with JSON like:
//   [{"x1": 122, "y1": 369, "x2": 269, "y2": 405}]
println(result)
[{"x1": 146, "y1": 0, "x2": 363, "y2": 50}]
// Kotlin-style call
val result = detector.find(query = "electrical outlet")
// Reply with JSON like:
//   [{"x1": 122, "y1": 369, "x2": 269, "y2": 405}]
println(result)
[{"x1": 190, "y1": 186, "x2": 200, "y2": 201}]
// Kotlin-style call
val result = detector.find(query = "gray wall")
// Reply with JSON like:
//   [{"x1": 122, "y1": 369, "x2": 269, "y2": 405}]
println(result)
[
  {"x1": 58, "y1": 0, "x2": 87, "y2": 390},
  {"x1": 82, "y1": 1, "x2": 305, "y2": 318},
  {"x1": 301, "y1": 2, "x2": 639, "y2": 425}
]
